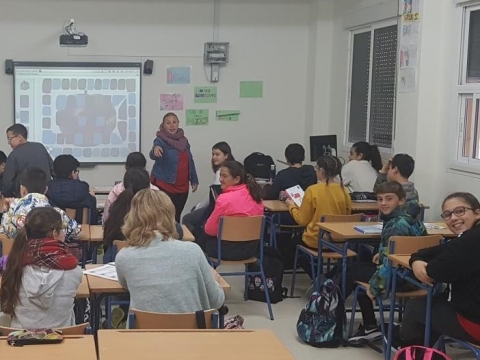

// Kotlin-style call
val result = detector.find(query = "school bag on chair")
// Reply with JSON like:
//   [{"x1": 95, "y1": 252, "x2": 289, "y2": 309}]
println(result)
[
  {"x1": 246, "y1": 247, "x2": 287, "y2": 303},
  {"x1": 394, "y1": 346, "x2": 452, "y2": 360},
  {"x1": 296, "y1": 279, "x2": 348, "y2": 348},
  {"x1": 243, "y1": 152, "x2": 275, "y2": 179}
]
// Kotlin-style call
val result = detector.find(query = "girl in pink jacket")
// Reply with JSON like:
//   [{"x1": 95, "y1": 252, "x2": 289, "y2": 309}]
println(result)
[{"x1": 202, "y1": 161, "x2": 263, "y2": 260}]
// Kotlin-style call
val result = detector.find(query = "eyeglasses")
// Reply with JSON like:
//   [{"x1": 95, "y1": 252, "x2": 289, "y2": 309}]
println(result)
[
  {"x1": 7, "y1": 135, "x2": 18, "y2": 142},
  {"x1": 440, "y1": 206, "x2": 473, "y2": 220}
]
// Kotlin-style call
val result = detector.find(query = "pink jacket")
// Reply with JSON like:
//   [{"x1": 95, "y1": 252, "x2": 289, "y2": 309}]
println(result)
[{"x1": 204, "y1": 184, "x2": 264, "y2": 237}]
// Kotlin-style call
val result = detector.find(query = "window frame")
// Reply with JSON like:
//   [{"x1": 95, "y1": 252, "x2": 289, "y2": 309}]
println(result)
[
  {"x1": 345, "y1": 19, "x2": 398, "y2": 152},
  {"x1": 452, "y1": 2, "x2": 480, "y2": 171}
]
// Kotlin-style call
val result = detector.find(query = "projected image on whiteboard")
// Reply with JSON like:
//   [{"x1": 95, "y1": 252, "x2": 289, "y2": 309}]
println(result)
[{"x1": 14, "y1": 63, "x2": 141, "y2": 163}]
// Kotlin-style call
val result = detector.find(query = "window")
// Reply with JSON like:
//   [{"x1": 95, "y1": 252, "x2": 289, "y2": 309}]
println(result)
[
  {"x1": 457, "y1": 5, "x2": 480, "y2": 165},
  {"x1": 347, "y1": 22, "x2": 398, "y2": 149}
]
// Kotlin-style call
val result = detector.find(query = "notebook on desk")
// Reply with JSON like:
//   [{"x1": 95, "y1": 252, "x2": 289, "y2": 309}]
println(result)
[{"x1": 354, "y1": 225, "x2": 383, "y2": 234}]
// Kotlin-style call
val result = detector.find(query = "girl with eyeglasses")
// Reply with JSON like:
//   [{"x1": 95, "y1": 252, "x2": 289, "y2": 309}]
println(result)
[{"x1": 393, "y1": 192, "x2": 480, "y2": 349}]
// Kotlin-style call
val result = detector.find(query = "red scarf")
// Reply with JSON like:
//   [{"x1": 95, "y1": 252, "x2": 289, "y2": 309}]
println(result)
[
  {"x1": 157, "y1": 126, "x2": 188, "y2": 152},
  {"x1": 23, "y1": 238, "x2": 78, "y2": 270}
]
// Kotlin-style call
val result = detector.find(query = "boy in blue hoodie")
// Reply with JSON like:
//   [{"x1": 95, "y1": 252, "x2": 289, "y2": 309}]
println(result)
[{"x1": 345, "y1": 181, "x2": 427, "y2": 345}]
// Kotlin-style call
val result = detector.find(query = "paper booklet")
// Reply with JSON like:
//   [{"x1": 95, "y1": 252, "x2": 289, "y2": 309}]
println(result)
[
  {"x1": 353, "y1": 224, "x2": 383, "y2": 234},
  {"x1": 285, "y1": 185, "x2": 305, "y2": 207},
  {"x1": 83, "y1": 263, "x2": 118, "y2": 282}
]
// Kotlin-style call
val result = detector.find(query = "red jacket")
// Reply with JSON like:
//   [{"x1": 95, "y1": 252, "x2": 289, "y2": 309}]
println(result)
[{"x1": 204, "y1": 184, "x2": 264, "y2": 237}]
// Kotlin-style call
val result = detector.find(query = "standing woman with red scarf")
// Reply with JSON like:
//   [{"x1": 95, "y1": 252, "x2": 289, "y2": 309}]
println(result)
[
  {"x1": 150, "y1": 112, "x2": 199, "y2": 222},
  {"x1": 0, "y1": 207, "x2": 81, "y2": 329}
]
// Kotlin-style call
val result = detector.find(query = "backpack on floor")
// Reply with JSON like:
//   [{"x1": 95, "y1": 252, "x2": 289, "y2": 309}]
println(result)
[
  {"x1": 246, "y1": 247, "x2": 287, "y2": 304},
  {"x1": 296, "y1": 279, "x2": 347, "y2": 348},
  {"x1": 394, "y1": 346, "x2": 452, "y2": 360},
  {"x1": 243, "y1": 152, "x2": 275, "y2": 179}
]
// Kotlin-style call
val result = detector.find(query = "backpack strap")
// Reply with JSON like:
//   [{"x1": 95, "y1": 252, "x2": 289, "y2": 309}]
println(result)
[
  {"x1": 395, "y1": 346, "x2": 452, "y2": 360},
  {"x1": 195, "y1": 310, "x2": 207, "y2": 329}
]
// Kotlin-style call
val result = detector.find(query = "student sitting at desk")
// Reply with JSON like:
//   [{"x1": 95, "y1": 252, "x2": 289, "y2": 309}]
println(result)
[
  {"x1": 344, "y1": 181, "x2": 427, "y2": 345},
  {"x1": 392, "y1": 192, "x2": 480, "y2": 349},
  {"x1": 374, "y1": 153, "x2": 418, "y2": 201},
  {"x1": 0, "y1": 207, "x2": 82, "y2": 329},
  {"x1": 102, "y1": 152, "x2": 158, "y2": 223},
  {"x1": 286, "y1": 155, "x2": 351, "y2": 258},
  {"x1": 200, "y1": 161, "x2": 264, "y2": 261},
  {"x1": 115, "y1": 189, "x2": 224, "y2": 314},
  {"x1": 342, "y1": 141, "x2": 382, "y2": 193},
  {"x1": 264, "y1": 143, "x2": 316, "y2": 201},
  {"x1": 0, "y1": 167, "x2": 82, "y2": 260},
  {"x1": 103, "y1": 168, "x2": 183, "y2": 263},
  {"x1": 46, "y1": 154, "x2": 97, "y2": 224}
]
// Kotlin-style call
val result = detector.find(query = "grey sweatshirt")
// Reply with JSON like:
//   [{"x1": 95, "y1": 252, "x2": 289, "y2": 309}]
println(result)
[
  {"x1": 11, "y1": 265, "x2": 82, "y2": 329},
  {"x1": 374, "y1": 172, "x2": 419, "y2": 201},
  {"x1": 115, "y1": 237, "x2": 225, "y2": 313}
]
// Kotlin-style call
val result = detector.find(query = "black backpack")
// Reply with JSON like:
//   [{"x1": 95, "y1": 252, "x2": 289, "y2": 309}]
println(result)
[
  {"x1": 296, "y1": 279, "x2": 347, "y2": 348},
  {"x1": 243, "y1": 152, "x2": 275, "y2": 179},
  {"x1": 246, "y1": 247, "x2": 287, "y2": 303}
]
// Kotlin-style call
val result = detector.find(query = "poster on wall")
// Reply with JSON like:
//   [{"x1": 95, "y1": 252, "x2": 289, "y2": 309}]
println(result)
[
  {"x1": 399, "y1": 0, "x2": 420, "y2": 18},
  {"x1": 216, "y1": 110, "x2": 240, "y2": 121},
  {"x1": 399, "y1": 68, "x2": 416, "y2": 93},
  {"x1": 186, "y1": 109, "x2": 209, "y2": 126},
  {"x1": 239, "y1": 81, "x2": 263, "y2": 98},
  {"x1": 167, "y1": 66, "x2": 191, "y2": 85},
  {"x1": 160, "y1": 94, "x2": 184, "y2": 111},
  {"x1": 194, "y1": 87, "x2": 217, "y2": 103}
]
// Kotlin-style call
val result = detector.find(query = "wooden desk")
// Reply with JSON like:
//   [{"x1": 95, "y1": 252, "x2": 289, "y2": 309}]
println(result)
[
  {"x1": 80, "y1": 225, "x2": 90, "y2": 241},
  {"x1": 181, "y1": 224, "x2": 194, "y2": 241},
  {"x1": 77, "y1": 275, "x2": 90, "y2": 298},
  {"x1": 316, "y1": 222, "x2": 454, "y2": 241},
  {"x1": 351, "y1": 201, "x2": 379, "y2": 212},
  {"x1": 0, "y1": 335, "x2": 96, "y2": 360},
  {"x1": 93, "y1": 186, "x2": 112, "y2": 195},
  {"x1": 89, "y1": 225, "x2": 104, "y2": 242},
  {"x1": 388, "y1": 254, "x2": 412, "y2": 269},
  {"x1": 263, "y1": 200, "x2": 288, "y2": 212},
  {"x1": 97, "y1": 329, "x2": 294, "y2": 359},
  {"x1": 86, "y1": 264, "x2": 230, "y2": 292}
]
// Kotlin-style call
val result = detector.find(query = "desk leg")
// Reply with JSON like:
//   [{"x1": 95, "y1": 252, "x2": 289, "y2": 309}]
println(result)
[
  {"x1": 92, "y1": 242, "x2": 99, "y2": 264},
  {"x1": 385, "y1": 267, "x2": 398, "y2": 360},
  {"x1": 82, "y1": 242, "x2": 88, "y2": 268},
  {"x1": 425, "y1": 286, "x2": 433, "y2": 346}
]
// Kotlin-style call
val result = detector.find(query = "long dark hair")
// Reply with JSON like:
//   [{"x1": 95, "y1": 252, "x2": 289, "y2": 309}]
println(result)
[
  {"x1": 211, "y1": 141, "x2": 235, "y2": 172},
  {"x1": 103, "y1": 168, "x2": 150, "y2": 249},
  {"x1": 221, "y1": 161, "x2": 262, "y2": 203},
  {"x1": 352, "y1": 141, "x2": 382, "y2": 171},
  {"x1": 442, "y1": 192, "x2": 480, "y2": 210},
  {"x1": 0, "y1": 207, "x2": 62, "y2": 316},
  {"x1": 317, "y1": 155, "x2": 343, "y2": 185}
]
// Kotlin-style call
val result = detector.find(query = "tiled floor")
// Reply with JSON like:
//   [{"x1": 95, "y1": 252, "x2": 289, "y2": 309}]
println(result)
[{"x1": 221, "y1": 266, "x2": 476, "y2": 360}]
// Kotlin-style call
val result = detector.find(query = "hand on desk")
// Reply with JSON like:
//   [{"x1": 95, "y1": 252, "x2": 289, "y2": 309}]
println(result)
[{"x1": 412, "y1": 260, "x2": 434, "y2": 285}]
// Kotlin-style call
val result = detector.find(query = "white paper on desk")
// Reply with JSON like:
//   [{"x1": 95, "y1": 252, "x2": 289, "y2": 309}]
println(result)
[
  {"x1": 83, "y1": 264, "x2": 118, "y2": 281},
  {"x1": 285, "y1": 185, "x2": 304, "y2": 207}
]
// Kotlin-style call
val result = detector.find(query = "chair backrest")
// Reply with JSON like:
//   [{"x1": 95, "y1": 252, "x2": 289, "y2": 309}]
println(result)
[
  {"x1": 389, "y1": 235, "x2": 442, "y2": 255},
  {"x1": 113, "y1": 240, "x2": 129, "y2": 253},
  {"x1": 65, "y1": 208, "x2": 90, "y2": 225},
  {"x1": 128, "y1": 309, "x2": 218, "y2": 329},
  {"x1": 320, "y1": 213, "x2": 364, "y2": 222},
  {"x1": 0, "y1": 323, "x2": 90, "y2": 336},
  {"x1": 0, "y1": 234, "x2": 14, "y2": 256},
  {"x1": 218, "y1": 216, "x2": 264, "y2": 242}
]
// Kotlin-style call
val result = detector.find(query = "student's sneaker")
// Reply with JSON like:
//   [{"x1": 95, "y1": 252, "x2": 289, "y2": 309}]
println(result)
[
  {"x1": 383, "y1": 322, "x2": 403, "y2": 354},
  {"x1": 348, "y1": 324, "x2": 383, "y2": 345}
]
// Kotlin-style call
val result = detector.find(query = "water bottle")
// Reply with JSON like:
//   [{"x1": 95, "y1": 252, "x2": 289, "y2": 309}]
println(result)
[{"x1": 270, "y1": 164, "x2": 276, "y2": 182}]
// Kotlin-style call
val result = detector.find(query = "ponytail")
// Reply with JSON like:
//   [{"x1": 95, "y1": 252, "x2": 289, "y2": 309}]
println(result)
[
  {"x1": 103, "y1": 188, "x2": 135, "y2": 249},
  {"x1": 0, "y1": 227, "x2": 29, "y2": 315},
  {"x1": 369, "y1": 145, "x2": 383, "y2": 171},
  {"x1": 245, "y1": 174, "x2": 263, "y2": 203}
]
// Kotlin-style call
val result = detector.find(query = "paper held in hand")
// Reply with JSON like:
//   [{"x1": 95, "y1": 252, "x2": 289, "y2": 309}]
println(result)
[{"x1": 285, "y1": 185, "x2": 305, "y2": 207}]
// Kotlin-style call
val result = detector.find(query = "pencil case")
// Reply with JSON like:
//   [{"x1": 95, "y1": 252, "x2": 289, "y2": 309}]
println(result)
[{"x1": 7, "y1": 329, "x2": 64, "y2": 346}]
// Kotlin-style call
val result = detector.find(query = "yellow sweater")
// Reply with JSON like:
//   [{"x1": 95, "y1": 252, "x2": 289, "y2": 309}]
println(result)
[{"x1": 288, "y1": 182, "x2": 352, "y2": 248}]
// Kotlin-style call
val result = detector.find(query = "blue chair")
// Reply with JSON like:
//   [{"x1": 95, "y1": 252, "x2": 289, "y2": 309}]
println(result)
[
  {"x1": 208, "y1": 215, "x2": 274, "y2": 320},
  {"x1": 128, "y1": 309, "x2": 219, "y2": 329},
  {"x1": 348, "y1": 235, "x2": 442, "y2": 350},
  {"x1": 290, "y1": 213, "x2": 362, "y2": 297},
  {"x1": 437, "y1": 336, "x2": 480, "y2": 359}
]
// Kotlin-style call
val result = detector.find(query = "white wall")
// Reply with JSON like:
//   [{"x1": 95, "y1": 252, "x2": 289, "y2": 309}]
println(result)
[
  {"x1": 328, "y1": 0, "x2": 480, "y2": 220},
  {"x1": 0, "y1": 0, "x2": 332, "y2": 213}
]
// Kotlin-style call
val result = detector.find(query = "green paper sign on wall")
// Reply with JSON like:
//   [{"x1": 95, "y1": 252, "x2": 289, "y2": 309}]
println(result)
[
  {"x1": 240, "y1": 81, "x2": 263, "y2": 98},
  {"x1": 194, "y1": 87, "x2": 217, "y2": 103},
  {"x1": 186, "y1": 109, "x2": 209, "y2": 126},
  {"x1": 216, "y1": 110, "x2": 240, "y2": 121}
]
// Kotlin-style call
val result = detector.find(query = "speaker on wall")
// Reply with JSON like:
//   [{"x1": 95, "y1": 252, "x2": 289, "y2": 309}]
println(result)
[
  {"x1": 143, "y1": 59, "x2": 153, "y2": 75},
  {"x1": 5, "y1": 59, "x2": 13, "y2": 75}
]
